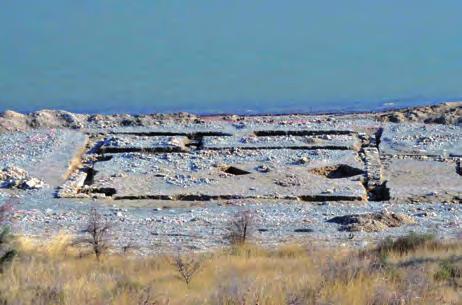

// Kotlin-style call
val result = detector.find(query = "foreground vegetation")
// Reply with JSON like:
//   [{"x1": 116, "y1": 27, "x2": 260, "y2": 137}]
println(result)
[
  {"x1": 0, "y1": 204, "x2": 460, "y2": 304},
  {"x1": 0, "y1": 231, "x2": 459, "y2": 305}
]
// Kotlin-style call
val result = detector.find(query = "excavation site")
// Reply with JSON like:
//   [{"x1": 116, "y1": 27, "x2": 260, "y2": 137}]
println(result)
[{"x1": 0, "y1": 103, "x2": 461, "y2": 252}]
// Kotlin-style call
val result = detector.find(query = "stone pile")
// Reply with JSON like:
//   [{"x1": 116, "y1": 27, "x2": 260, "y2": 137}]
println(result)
[
  {"x1": 363, "y1": 147, "x2": 384, "y2": 195},
  {"x1": 0, "y1": 166, "x2": 45, "y2": 190},
  {"x1": 56, "y1": 170, "x2": 89, "y2": 198}
]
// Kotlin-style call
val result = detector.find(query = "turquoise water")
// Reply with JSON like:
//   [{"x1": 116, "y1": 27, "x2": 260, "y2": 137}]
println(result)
[{"x1": 1, "y1": 1, "x2": 462, "y2": 114}]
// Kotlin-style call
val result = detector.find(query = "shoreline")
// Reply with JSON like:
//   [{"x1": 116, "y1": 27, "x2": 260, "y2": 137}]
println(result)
[{"x1": 1, "y1": 99, "x2": 461, "y2": 118}]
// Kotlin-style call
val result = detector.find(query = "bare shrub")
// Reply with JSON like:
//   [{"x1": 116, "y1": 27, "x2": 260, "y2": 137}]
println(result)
[
  {"x1": 74, "y1": 207, "x2": 111, "y2": 261},
  {"x1": 170, "y1": 252, "x2": 204, "y2": 286},
  {"x1": 225, "y1": 210, "x2": 255, "y2": 245},
  {"x1": 121, "y1": 242, "x2": 138, "y2": 255}
]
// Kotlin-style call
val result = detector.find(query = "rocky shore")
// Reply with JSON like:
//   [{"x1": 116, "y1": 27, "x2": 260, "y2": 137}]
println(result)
[{"x1": 1, "y1": 102, "x2": 461, "y2": 253}]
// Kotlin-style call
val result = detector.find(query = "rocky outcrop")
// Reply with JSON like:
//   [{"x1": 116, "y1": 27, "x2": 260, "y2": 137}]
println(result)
[{"x1": 0, "y1": 166, "x2": 45, "y2": 190}]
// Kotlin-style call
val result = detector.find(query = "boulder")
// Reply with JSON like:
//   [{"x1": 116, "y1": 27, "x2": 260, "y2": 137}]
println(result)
[{"x1": 21, "y1": 177, "x2": 46, "y2": 190}]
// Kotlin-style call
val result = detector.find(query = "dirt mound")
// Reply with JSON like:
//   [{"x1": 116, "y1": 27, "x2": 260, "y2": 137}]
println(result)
[
  {"x1": 0, "y1": 110, "x2": 28, "y2": 131},
  {"x1": 0, "y1": 109, "x2": 85, "y2": 131},
  {"x1": 310, "y1": 164, "x2": 364, "y2": 179},
  {"x1": 327, "y1": 211, "x2": 415, "y2": 232},
  {"x1": 0, "y1": 166, "x2": 46, "y2": 190},
  {"x1": 0, "y1": 109, "x2": 201, "y2": 132},
  {"x1": 27, "y1": 110, "x2": 85, "y2": 129},
  {"x1": 378, "y1": 102, "x2": 462, "y2": 125}
]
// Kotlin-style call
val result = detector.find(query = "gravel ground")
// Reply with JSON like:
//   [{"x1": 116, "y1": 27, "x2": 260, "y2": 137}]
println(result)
[
  {"x1": 0, "y1": 120, "x2": 461, "y2": 254},
  {"x1": 0, "y1": 129, "x2": 87, "y2": 186},
  {"x1": 380, "y1": 123, "x2": 462, "y2": 156},
  {"x1": 2, "y1": 187, "x2": 461, "y2": 254},
  {"x1": 0, "y1": 129, "x2": 60, "y2": 170}
]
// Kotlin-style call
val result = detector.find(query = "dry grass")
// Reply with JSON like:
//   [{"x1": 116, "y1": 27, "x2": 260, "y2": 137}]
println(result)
[
  {"x1": 63, "y1": 136, "x2": 89, "y2": 180},
  {"x1": 0, "y1": 233, "x2": 461, "y2": 305}
]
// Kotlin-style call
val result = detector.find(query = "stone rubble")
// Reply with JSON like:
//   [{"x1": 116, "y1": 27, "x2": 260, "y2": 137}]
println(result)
[{"x1": 0, "y1": 166, "x2": 46, "y2": 190}]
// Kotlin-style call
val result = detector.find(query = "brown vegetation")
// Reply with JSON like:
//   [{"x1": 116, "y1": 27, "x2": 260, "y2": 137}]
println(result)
[
  {"x1": 63, "y1": 137, "x2": 89, "y2": 180},
  {"x1": 0, "y1": 232, "x2": 459, "y2": 304}
]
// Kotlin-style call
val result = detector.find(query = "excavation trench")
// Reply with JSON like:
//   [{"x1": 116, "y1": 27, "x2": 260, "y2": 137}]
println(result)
[
  {"x1": 95, "y1": 155, "x2": 113, "y2": 162},
  {"x1": 221, "y1": 166, "x2": 251, "y2": 175},
  {"x1": 81, "y1": 187, "x2": 117, "y2": 196},
  {"x1": 374, "y1": 128, "x2": 384, "y2": 148},
  {"x1": 99, "y1": 147, "x2": 187, "y2": 154},
  {"x1": 83, "y1": 168, "x2": 98, "y2": 186},
  {"x1": 254, "y1": 130, "x2": 354, "y2": 136},
  {"x1": 110, "y1": 131, "x2": 233, "y2": 137},
  {"x1": 111, "y1": 193, "x2": 364, "y2": 202},
  {"x1": 367, "y1": 182, "x2": 391, "y2": 201},
  {"x1": 206, "y1": 145, "x2": 353, "y2": 151}
]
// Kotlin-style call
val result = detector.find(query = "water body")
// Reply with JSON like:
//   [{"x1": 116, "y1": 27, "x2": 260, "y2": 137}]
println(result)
[{"x1": 1, "y1": 1, "x2": 462, "y2": 114}]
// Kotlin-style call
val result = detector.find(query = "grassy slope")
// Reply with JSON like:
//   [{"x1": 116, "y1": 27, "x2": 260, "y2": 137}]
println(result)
[{"x1": 0, "y1": 234, "x2": 461, "y2": 305}]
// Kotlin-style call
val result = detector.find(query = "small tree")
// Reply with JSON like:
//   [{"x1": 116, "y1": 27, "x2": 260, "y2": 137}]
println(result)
[
  {"x1": 171, "y1": 252, "x2": 204, "y2": 286},
  {"x1": 225, "y1": 210, "x2": 255, "y2": 245},
  {"x1": 0, "y1": 198, "x2": 17, "y2": 272},
  {"x1": 75, "y1": 207, "x2": 111, "y2": 261}
]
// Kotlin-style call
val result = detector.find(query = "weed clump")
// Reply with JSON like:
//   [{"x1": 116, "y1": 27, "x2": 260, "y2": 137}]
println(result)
[
  {"x1": 376, "y1": 232, "x2": 437, "y2": 255},
  {"x1": 434, "y1": 260, "x2": 462, "y2": 287}
]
